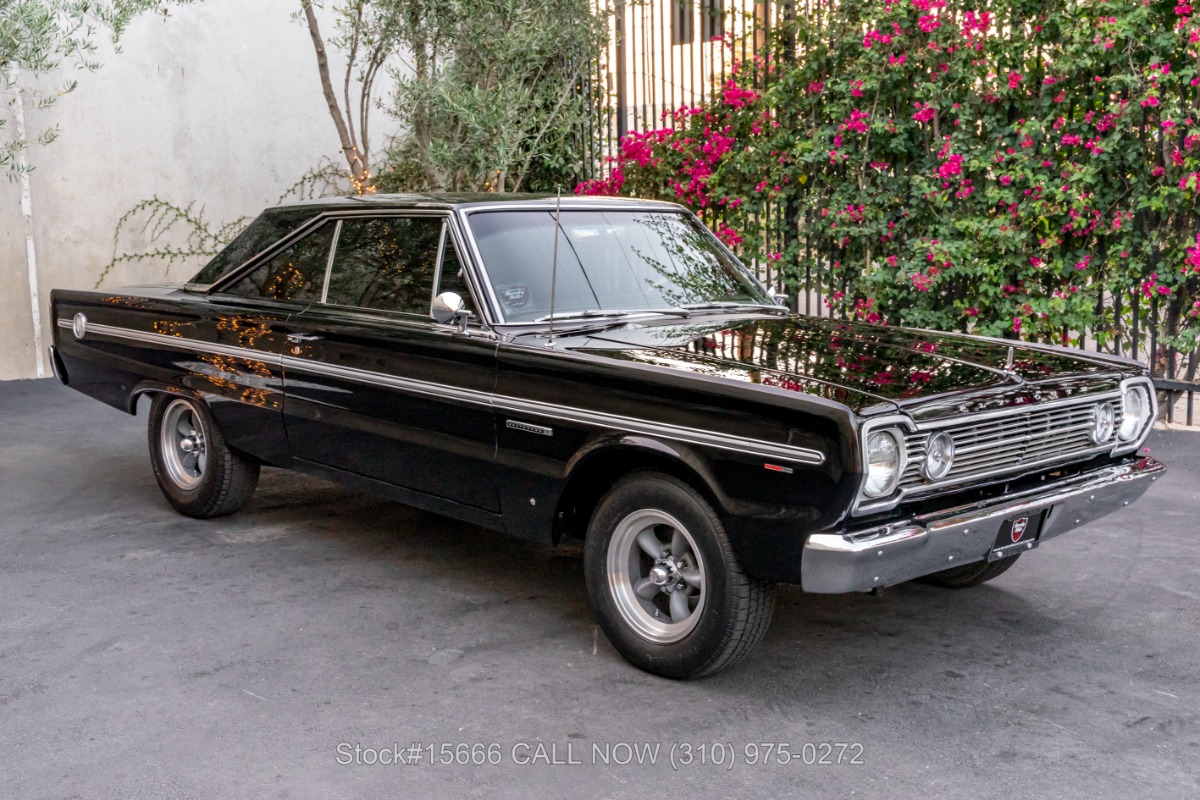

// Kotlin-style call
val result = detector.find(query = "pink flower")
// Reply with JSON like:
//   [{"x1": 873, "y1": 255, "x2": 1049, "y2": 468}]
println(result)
[
  {"x1": 714, "y1": 222, "x2": 743, "y2": 248},
  {"x1": 808, "y1": 81, "x2": 825, "y2": 94},
  {"x1": 889, "y1": 52, "x2": 908, "y2": 67},
  {"x1": 1007, "y1": 71, "x2": 1023, "y2": 89},
  {"x1": 1012, "y1": 317, "x2": 1022, "y2": 333},
  {"x1": 1141, "y1": 95, "x2": 1160, "y2": 108},
  {"x1": 938, "y1": 153, "x2": 963, "y2": 179},
  {"x1": 918, "y1": 15, "x2": 941, "y2": 33},
  {"x1": 1186, "y1": 233, "x2": 1200, "y2": 273},
  {"x1": 722, "y1": 79, "x2": 760, "y2": 108},
  {"x1": 1000, "y1": 175, "x2": 1012, "y2": 186}
]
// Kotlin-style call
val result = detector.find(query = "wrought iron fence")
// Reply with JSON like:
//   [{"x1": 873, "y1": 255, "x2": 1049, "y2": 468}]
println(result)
[{"x1": 581, "y1": 0, "x2": 1200, "y2": 418}]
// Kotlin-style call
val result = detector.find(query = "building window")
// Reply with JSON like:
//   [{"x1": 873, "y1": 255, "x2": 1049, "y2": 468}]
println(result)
[
  {"x1": 701, "y1": 0, "x2": 724, "y2": 41},
  {"x1": 672, "y1": 0, "x2": 694, "y2": 45}
]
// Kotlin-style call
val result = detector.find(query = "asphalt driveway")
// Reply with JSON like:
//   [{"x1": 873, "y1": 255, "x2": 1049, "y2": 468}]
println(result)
[{"x1": 1, "y1": 379, "x2": 1196, "y2": 799}]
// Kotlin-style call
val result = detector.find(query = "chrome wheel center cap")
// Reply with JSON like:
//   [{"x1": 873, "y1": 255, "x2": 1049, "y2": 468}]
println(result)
[
  {"x1": 648, "y1": 565, "x2": 672, "y2": 586},
  {"x1": 180, "y1": 438, "x2": 196, "y2": 453}
]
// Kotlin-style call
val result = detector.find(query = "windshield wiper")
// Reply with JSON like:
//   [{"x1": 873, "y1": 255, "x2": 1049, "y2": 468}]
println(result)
[
  {"x1": 534, "y1": 307, "x2": 691, "y2": 322},
  {"x1": 534, "y1": 309, "x2": 631, "y2": 322},
  {"x1": 682, "y1": 301, "x2": 788, "y2": 315}
]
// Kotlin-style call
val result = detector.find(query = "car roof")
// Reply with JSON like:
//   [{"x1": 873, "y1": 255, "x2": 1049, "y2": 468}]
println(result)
[{"x1": 266, "y1": 192, "x2": 685, "y2": 214}]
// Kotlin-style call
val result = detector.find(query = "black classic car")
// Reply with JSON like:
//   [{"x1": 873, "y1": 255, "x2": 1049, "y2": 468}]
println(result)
[{"x1": 50, "y1": 193, "x2": 1164, "y2": 678}]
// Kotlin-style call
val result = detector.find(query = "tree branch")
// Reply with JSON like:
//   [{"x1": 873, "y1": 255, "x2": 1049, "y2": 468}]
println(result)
[{"x1": 302, "y1": 0, "x2": 371, "y2": 191}]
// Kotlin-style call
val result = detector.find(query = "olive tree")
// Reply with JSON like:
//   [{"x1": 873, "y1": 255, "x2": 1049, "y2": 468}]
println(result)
[
  {"x1": 380, "y1": 0, "x2": 606, "y2": 193},
  {"x1": 1, "y1": 0, "x2": 189, "y2": 174},
  {"x1": 298, "y1": 0, "x2": 605, "y2": 194}
]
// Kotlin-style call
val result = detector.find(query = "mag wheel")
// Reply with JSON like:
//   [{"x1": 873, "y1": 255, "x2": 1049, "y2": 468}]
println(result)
[
  {"x1": 148, "y1": 394, "x2": 259, "y2": 518},
  {"x1": 585, "y1": 472, "x2": 775, "y2": 679}
]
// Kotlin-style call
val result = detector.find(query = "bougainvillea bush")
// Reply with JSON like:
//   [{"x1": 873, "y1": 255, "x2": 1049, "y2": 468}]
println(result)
[{"x1": 579, "y1": 0, "x2": 1200, "y2": 378}]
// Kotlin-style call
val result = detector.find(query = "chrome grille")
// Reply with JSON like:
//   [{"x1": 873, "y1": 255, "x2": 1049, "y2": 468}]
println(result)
[{"x1": 899, "y1": 396, "x2": 1123, "y2": 492}]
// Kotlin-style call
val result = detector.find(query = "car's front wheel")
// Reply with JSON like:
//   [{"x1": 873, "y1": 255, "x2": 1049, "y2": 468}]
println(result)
[
  {"x1": 584, "y1": 472, "x2": 775, "y2": 679},
  {"x1": 147, "y1": 393, "x2": 259, "y2": 518}
]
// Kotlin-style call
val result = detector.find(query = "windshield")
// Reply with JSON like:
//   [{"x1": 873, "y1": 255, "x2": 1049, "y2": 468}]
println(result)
[{"x1": 466, "y1": 210, "x2": 773, "y2": 322}]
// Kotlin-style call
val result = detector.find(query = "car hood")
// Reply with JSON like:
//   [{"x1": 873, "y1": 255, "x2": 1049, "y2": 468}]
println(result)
[{"x1": 569, "y1": 315, "x2": 1138, "y2": 418}]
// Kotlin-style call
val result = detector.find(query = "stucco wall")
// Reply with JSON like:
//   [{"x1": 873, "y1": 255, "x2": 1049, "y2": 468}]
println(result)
[{"x1": 0, "y1": 0, "x2": 387, "y2": 380}]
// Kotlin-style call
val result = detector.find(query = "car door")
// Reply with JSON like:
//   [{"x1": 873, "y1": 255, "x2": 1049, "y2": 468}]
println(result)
[
  {"x1": 198, "y1": 217, "x2": 340, "y2": 465},
  {"x1": 280, "y1": 213, "x2": 500, "y2": 513}
]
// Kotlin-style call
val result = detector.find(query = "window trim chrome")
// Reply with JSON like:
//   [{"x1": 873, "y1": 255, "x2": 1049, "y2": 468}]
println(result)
[
  {"x1": 208, "y1": 209, "x2": 453, "y2": 298},
  {"x1": 455, "y1": 204, "x2": 776, "y2": 327}
]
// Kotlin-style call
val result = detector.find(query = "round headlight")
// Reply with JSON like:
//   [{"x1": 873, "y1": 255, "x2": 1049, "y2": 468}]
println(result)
[
  {"x1": 864, "y1": 430, "x2": 902, "y2": 498},
  {"x1": 1091, "y1": 402, "x2": 1116, "y2": 444},
  {"x1": 1119, "y1": 385, "x2": 1150, "y2": 442},
  {"x1": 922, "y1": 431, "x2": 955, "y2": 481}
]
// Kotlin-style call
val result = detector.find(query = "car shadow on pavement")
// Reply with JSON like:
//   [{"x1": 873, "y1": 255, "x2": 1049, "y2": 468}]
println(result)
[{"x1": 216, "y1": 466, "x2": 1064, "y2": 689}]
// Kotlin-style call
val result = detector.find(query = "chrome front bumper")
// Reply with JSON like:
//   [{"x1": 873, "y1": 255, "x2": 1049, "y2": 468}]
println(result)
[{"x1": 800, "y1": 457, "x2": 1165, "y2": 594}]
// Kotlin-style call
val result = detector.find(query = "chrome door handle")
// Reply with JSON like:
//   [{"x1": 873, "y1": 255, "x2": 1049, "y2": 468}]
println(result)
[{"x1": 286, "y1": 333, "x2": 323, "y2": 344}]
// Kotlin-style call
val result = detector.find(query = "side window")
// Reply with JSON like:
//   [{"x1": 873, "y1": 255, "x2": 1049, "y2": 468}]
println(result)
[
  {"x1": 191, "y1": 209, "x2": 315, "y2": 286},
  {"x1": 435, "y1": 232, "x2": 474, "y2": 313},
  {"x1": 325, "y1": 216, "x2": 441, "y2": 314},
  {"x1": 224, "y1": 222, "x2": 335, "y2": 303}
]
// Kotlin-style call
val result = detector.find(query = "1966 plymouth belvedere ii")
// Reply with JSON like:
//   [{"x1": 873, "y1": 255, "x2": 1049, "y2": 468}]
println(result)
[{"x1": 50, "y1": 193, "x2": 1164, "y2": 678}]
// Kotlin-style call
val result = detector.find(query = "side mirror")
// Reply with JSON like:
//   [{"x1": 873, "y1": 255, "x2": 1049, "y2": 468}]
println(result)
[
  {"x1": 772, "y1": 293, "x2": 790, "y2": 307},
  {"x1": 432, "y1": 291, "x2": 474, "y2": 331}
]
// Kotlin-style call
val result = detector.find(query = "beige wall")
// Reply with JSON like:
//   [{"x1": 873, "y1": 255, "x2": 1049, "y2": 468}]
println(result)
[{"x1": 1, "y1": 0, "x2": 387, "y2": 380}]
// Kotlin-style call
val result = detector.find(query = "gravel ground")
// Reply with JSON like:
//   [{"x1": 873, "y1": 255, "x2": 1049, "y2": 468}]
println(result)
[{"x1": 1, "y1": 378, "x2": 1197, "y2": 799}]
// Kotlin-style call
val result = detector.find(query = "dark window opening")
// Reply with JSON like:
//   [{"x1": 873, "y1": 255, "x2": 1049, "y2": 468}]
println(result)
[
  {"x1": 324, "y1": 216, "x2": 442, "y2": 315},
  {"x1": 192, "y1": 209, "x2": 315, "y2": 286},
  {"x1": 224, "y1": 222, "x2": 335, "y2": 303}
]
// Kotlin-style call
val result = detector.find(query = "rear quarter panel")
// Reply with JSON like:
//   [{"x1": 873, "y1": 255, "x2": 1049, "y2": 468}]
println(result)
[{"x1": 50, "y1": 287, "x2": 292, "y2": 466}]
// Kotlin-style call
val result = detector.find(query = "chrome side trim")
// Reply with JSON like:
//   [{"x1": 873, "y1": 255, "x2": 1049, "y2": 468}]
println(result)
[
  {"x1": 68, "y1": 320, "x2": 284, "y2": 367},
  {"x1": 58, "y1": 320, "x2": 825, "y2": 466},
  {"x1": 278, "y1": 355, "x2": 824, "y2": 464}
]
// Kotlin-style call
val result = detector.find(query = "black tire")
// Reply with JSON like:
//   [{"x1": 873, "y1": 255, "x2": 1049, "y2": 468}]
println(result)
[
  {"x1": 918, "y1": 553, "x2": 1021, "y2": 589},
  {"x1": 584, "y1": 472, "x2": 775, "y2": 679},
  {"x1": 147, "y1": 393, "x2": 259, "y2": 518}
]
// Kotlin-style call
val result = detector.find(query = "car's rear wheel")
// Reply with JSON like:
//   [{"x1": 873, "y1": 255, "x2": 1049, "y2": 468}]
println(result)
[
  {"x1": 148, "y1": 393, "x2": 259, "y2": 518},
  {"x1": 584, "y1": 472, "x2": 775, "y2": 679},
  {"x1": 918, "y1": 553, "x2": 1021, "y2": 588}
]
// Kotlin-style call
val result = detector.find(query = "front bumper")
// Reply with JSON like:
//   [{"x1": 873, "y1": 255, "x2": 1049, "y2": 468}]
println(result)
[{"x1": 800, "y1": 457, "x2": 1165, "y2": 593}]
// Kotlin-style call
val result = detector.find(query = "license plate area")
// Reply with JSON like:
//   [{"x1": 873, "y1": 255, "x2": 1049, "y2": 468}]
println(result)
[{"x1": 988, "y1": 509, "x2": 1048, "y2": 561}]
